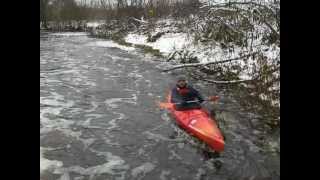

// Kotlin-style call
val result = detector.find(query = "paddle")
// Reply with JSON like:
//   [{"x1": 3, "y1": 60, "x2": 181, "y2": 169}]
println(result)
[{"x1": 157, "y1": 96, "x2": 220, "y2": 109}]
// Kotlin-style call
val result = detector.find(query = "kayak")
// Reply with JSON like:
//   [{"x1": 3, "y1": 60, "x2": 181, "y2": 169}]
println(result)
[{"x1": 166, "y1": 92, "x2": 225, "y2": 152}]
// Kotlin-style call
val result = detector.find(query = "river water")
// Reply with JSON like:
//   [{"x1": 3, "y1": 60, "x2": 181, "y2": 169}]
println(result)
[{"x1": 40, "y1": 32, "x2": 279, "y2": 180}]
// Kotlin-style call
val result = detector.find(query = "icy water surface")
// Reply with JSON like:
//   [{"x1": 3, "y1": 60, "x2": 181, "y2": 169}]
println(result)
[{"x1": 40, "y1": 32, "x2": 279, "y2": 180}]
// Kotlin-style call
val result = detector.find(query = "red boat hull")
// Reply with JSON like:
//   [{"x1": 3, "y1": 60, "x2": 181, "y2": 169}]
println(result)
[{"x1": 167, "y1": 93, "x2": 225, "y2": 152}]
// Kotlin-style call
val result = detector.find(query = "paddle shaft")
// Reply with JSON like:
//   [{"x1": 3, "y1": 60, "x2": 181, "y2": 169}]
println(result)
[
  {"x1": 172, "y1": 99, "x2": 205, "y2": 105},
  {"x1": 157, "y1": 96, "x2": 218, "y2": 109},
  {"x1": 172, "y1": 96, "x2": 219, "y2": 105}
]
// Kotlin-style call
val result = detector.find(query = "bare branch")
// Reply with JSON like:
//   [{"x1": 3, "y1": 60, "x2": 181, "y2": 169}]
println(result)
[
  {"x1": 162, "y1": 53, "x2": 257, "y2": 72},
  {"x1": 214, "y1": 16, "x2": 243, "y2": 34},
  {"x1": 209, "y1": 1, "x2": 278, "y2": 16},
  {"x1": 255, "y1": 9, "x2": 280, "y2": 39},
  {"x1": 209, "y1": 2, "x2": 279, "y2": 38},
  {"x1": 190, "y1": 73, "x2": 254, "y2": 84}
]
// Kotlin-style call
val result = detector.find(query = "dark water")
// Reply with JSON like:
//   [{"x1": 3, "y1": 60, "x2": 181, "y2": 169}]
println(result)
[{"x1": 40, "y1": 32, "x2": 279, "y2": 180}]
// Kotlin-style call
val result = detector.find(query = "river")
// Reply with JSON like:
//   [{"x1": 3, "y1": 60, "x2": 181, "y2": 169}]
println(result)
[{"x1": 40, "y1": 31, "x2": 279, "y2": 180}]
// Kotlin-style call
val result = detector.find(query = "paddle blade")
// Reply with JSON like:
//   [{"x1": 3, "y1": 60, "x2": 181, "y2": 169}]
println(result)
[
  {"x1": 208, "y1": 96, "x2": 220, "y2": 102},
  {"x1": 157, "y1": 101, "x2": 174, "y2": 109}
]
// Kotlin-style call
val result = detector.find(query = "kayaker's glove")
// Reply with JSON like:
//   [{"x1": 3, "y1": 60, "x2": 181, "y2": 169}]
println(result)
[{"x1": 199, "y1": 99, "x2": 204, "y2": 104}]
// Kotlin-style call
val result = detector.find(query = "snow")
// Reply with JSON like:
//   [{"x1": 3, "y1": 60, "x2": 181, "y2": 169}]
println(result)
[
  {"x1": 124, "y1": 15, "x2": 278, "y2": 105},
  {"x1": 125, "y1": 33, "x2": 190, "y2": 56},
  {"x1": 151, "y1": 33, "x2": 190, "y2": 54},
  {"x1": 125, "y1": 34, "x2": 147, "y2": 45},
  {"x1": 124, "y1": 17, "x2": 278, "y2": 82},
  {"x1": 86, "y1": 21, "x2": 104, "y2": 28}
]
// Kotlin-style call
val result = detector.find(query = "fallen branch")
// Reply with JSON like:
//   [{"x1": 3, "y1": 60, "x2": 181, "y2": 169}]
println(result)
[
  {"x1": 202, "y1": 79, "x2": 253, "y2": 84},
  {"x1": 130, "y1": 17, "x2": 148, "y2": 24},
  {"x1": 162, "y1": 53, "x2": 257, "y2": 72},
  {"x1": 191, "y1": 73, "x2": 255, "y2": 84},
  {"x1": 167, "y1": 51, "x2": 178, "y2": 61}
]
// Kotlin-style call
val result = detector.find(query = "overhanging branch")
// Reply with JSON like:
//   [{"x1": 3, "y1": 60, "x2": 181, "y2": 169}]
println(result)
[
  {"x1": 190, "y1": 73, "x2": 255, "y2": 84},
  {"x1": 162, "y1": 53, "x2": 257, "y2": 72}
]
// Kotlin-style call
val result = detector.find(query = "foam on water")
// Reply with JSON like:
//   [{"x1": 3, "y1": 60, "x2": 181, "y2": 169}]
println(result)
[
  {"x1": 131, "y1": 162, "x2": 156, "y2": 179},
  {"x1": 84, "y1": 113, "x2": 104, "y2": 119},
  {"x1": 40, "y1": 147, "x2": 64, "y2": 173},
  {"x1": 41, "y1": 79, "x2": 62, "y2": 85},
  {"x1": 194, "y1": 168, "x2": 206, "y2": 180},
  {"x1": 88, "y1": 41, "x2": 135, "y2": 51},
  {"x1": 104, "y1": 94, "x2": 137, "y2": 109},
  {"x1": 45, "y1": 66, "x2": 97, "y2": 87},
  {"x1": 81, "y1": 138, "x2": 96, "y2": 149},
  {"x1": 40, "y1": 91, "x2": 77, "y2": 139},
  {"x1": 40, "y1": 118, "x2": 74, "y2": 134},
  {"x1": 143, "y1": 131, "x2": 182, "y2": 142},
  {"x1": 84, "y1": 101, "x2": 100, "y2": 113},
  {"x1": 54, "y1": 150, "x2": 129, "y2": 179},
  {"x1": 160, "y1": 112, "x2": 171, "y2": 122},
  {"x1": 104, "y1": 98, "x2": 122, "y2": 108},
  {"x1": 160, "y1": 170, "x2": 171, "y2": 180},
  {"x1": 168, "y1": 148, "x2": 183, "y2": 160},
  {"x1": 40, "y1": 93, "x2": 74, "y2": 118},
  {"x1": 59, "y1": 172, "x2": 70, "y2": 180},
  {"x1": 128, "y1": 71, "x2": 144, "y2": 79},
  {"x1": 113, "y1": 56, "x2": 132, "y2": 61},
  {"x1": 105, "y1": 112, "x2": 126, "y2": 131}
]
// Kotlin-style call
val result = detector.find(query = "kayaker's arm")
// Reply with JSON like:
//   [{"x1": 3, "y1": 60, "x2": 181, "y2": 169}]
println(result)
[
  {"x1": 170, "y1": 88, "x2": 185, "y2": 104},
  {"x1": 190, "y1": 86, "x2": 205, "y2": 103}
]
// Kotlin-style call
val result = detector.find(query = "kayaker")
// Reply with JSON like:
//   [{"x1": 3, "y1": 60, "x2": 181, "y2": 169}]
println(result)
[{"x1": 171, "y1": 76, "x2": 205, "y2": 110}]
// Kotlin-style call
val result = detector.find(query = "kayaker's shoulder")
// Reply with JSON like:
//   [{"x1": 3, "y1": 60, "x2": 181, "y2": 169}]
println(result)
[
  {"x1": 171, "y1": 87, "x2": 176, "y2": 91},
  {"x1": 186, "y1": 84, "x2": 196, "y2": 90}
]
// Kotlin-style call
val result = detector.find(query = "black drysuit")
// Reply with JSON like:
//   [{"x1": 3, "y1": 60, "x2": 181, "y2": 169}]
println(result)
[{"x1": 170, "y1": 85, "x2": 204, "y2": 111}]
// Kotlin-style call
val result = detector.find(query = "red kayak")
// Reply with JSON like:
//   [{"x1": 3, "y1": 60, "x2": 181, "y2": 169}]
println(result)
[{"x1": 164, "y1": 92, "x2": 225, "y2": 152}]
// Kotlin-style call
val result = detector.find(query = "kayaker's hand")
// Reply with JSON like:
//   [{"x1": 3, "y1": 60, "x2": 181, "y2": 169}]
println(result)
[
  {"x1": 210, "y1": 96, "x2": 219, "y2": 102},
  {"x1": 199, "y1": 99, "x2": 204, "y2": 104}
]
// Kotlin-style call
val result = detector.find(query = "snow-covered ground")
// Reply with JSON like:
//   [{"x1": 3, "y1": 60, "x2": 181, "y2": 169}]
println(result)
[
  {"x1": 125, "y1": 33, "x2": 191, "y2": 56},
  {"x1": 124, "y1": 17, "x2": 279, "y2": 81},
  {"x1": 123, "y1": 17, "x2": 279, "y2": 108},
  {"x1": 86, "y1": 21, "x2": 105, "y2": 28}
]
